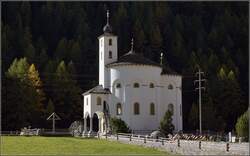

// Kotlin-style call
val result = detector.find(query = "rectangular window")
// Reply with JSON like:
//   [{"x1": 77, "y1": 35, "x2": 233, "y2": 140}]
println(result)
[
  {"x1": 150, "y1": 103, "x2": 155, "y2": 115},
  {"x1": 109, "y1": 51, "x2": 112, "y2": 59},
  {"x1": 134, "y1": 103, "x2": 140, "y2": 115},
  {"x1": 109, "y1": 39, "x2": 112, "y2": 45}
]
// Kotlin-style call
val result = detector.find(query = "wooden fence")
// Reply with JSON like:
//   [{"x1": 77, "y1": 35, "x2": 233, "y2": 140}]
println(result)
[{"x1": 96, "y1": 132, "x2": 233, "y2": 152}]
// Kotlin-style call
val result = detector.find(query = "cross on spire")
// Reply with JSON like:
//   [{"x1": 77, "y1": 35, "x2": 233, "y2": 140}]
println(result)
[
  {"x1": 103, "y1": 10, "x2": 112, "y2": 33},
  {"x1": 107, "y1": 10, "x2": 109, "y2": 24},
  {"x1": 131, "y1": 38, "x2": 134, "y2": 52}
]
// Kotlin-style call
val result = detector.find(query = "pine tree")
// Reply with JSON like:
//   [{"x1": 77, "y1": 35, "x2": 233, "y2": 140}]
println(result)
[
  {"x1": 215, "y1": 68, "x2": 245, "y2": 131},
  {"x1": 113, "y1": 3, "x2": 129, "y2": 52},
  {"x1": 218, "y1": 67, "x2": 227, "y2": 80},
  {"x1": 2, "y1": 76, "x2": 30, "y2": 130},
  {"x1": 20, "y1": 1, "x2": 32, "y2": 27},
  {"x1": 7, "y1": 57, "x2": 29, "y2": 80},
  {"x1": 235, "y1": 109, "x2": 249, "y2": 140},
  {"x1": 69, "y1": 41, "x2": 81, "y2": 64},
  {"x1": 133, "y1": 19, "x2": 145, "y2": 53},
  {"x1": 188, "y1": 103, "x2": 198, "y2": 130},
  {"x1": 150, "y1": 23, "x2": 162, "y2": 50},
  {"x1": 202, "y1": 96, "x2": 219, "y2": 131},
  {"x1": 55, "y1": 38, "x2": 68, "y2": 60},
  {"x1": 52, "y1": 61, "x2": 82, "y2": 127},
  {"x1": 160, "y1": 110, "x2": 175, "y2": 135},
  {"x1": 4, "y1": 58, "x2": 44, "y2": 129},
  {"x1": 46, "y1": 99, "x2": 55, "y2": 116},
  {"x1": 37, "y1": 49, "x2": 48, "y2": 70},
  {"x1": 24, "y1": 43, "x2": 35, "y2": 62},
  {"x1": 6, "y1": 58, "x2": 18, "y2": 78},
  {"x1": 67, "y1": 61, "x2": 77, "y2": 80}
]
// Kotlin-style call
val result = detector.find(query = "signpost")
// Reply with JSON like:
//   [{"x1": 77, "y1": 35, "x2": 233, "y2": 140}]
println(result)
[{"x1": 47, "y1": 112, "x2": 61, "y2": 133}]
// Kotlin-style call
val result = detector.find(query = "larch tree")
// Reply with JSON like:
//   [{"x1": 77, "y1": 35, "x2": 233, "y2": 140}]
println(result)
[{"x1": 28, "y1": 64, "x2": 46, "y2": 112}]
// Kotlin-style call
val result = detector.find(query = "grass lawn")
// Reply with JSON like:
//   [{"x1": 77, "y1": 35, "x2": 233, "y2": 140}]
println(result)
[{"x1": 1, "y1": 136, "x2": 169, "y2": 155}]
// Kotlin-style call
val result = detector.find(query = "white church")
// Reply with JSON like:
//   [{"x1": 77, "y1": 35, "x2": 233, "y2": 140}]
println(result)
[{"x1": 82, "y1": 11, "x2": 182, "y2": 136}]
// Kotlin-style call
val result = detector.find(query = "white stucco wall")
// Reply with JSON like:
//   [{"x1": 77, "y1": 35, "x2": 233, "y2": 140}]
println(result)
[
  {"x1": 99, "y1": 35, "x2": 118, "y2": 89},
  {"x1": 83, "y1": 94, "x2": 109, "y2": 118},
  {"x1": 84, "y1": 32, "x2": 182, "y2": 133},
  {"x1": 160, "y1": 75, "x2": 183, "y2": 132},
  {"x1": 84, "y1": 64, "x2": 183, "y2": 132},
  {"x1": 109, "y1": 65, "x2": 163, "y2": 131}
]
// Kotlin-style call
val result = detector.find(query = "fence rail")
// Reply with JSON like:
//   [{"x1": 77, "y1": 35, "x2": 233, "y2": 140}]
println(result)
[{"x1": 94, "y1": 132, "x2": 248, "y2": 154}]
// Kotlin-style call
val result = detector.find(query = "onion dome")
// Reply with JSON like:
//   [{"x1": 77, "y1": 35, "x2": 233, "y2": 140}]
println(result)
[{"x1": 103, "y1": 10, "x2": 112, "y2": 34}]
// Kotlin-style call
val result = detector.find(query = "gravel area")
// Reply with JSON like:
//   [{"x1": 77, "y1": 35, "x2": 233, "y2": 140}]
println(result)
[{"x1": 100, "y1": 135, "x2": 249, "y2": 155}]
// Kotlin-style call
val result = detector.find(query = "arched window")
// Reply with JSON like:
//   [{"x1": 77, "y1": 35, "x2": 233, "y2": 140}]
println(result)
[
  {"x1": 116, "y1": 83, "x2": 121, "y2": 88},
  {"x1": 134, "y1": 103, "x2": 140, "y2": 115},
  {"x1": 116, "y1": 103, "x2": 122, "y2": 115},
  {"x1": 97, "y1": 97, "x2": 101, "y2": 105},
  {"x1": 133, "y1": 83, "x2": 140, "y2": 88},
  {"x1": 168, "y1": 84, "x2": 173, "y2": 90},
  {"x1": 109, "y1": 51, "x2": 112, "y2": 58},
  {"x1": 109, "y1": 39, "x2": 112, "y2": 45},
  {"x1": 150, "y1": 103, "x2": 155, "y2": 115},
  {"x1": 168, "y1": 103, "x2": 174, "y2": 114},
  {"x1": 149, "y1": 83, "x2": 154, "y2": 88}
]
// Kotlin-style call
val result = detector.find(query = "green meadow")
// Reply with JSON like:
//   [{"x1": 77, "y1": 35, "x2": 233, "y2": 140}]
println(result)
[{"x1": 1, "y1": 136, "x2": 169, "y2": 155}]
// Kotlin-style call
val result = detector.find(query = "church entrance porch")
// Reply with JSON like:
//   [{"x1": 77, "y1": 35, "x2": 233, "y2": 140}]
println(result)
[
  {"x1": 82, "y1": 111, "x2": 104, "y2": 137},
  {"x1": 92, "y1": 113, "x2": 99, "y2": 132}
]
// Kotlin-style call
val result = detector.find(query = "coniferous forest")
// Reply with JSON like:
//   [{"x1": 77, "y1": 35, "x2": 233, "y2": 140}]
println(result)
[{"x1": 2, "y1": 2, "x2": 249, "y2": 132}]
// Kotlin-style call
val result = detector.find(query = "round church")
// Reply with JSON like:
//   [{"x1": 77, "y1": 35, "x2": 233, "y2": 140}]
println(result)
[{"x1": 82, "y1": 10, "x2": 182, "y2": 136}]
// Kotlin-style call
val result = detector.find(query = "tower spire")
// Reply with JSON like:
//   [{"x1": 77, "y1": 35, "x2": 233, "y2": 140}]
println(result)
[
  {"x1": 131, "y1": 38, "x2": 134, "y2": 52},
  {"x1": 160, "y1": 52, "x2": 163, "y2": 65},
  {"x1": 107, "y1": 10, "x2": 109, "y2": 24},
  {"x1": 103, "y1": 10, "x2": 112, "y2": 33}
]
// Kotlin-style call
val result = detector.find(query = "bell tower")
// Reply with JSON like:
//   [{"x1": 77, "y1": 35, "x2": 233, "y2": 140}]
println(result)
[{"x1": 98, "y1": 10, "x2": 118, "y2": 89}]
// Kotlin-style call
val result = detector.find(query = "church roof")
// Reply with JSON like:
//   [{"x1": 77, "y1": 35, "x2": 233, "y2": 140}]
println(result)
[
  {"x1": 107, "y1": 38, "x2": 161, "y2": 68},
  {"x1": 82, "y1": 85, "x2": 111, "y2": 96},
  {"x1": 106, "y1": 51, "x2": 162, "y2": 68}
]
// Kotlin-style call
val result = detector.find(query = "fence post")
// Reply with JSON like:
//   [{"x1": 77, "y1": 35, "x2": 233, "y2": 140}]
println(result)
[
  {"x1": 177, "y1": 139, "x2": 180, "y2": 147},
  {"x1": 144, "y1": 137, "x2": 146, "y2": 143},
  {"x1": 97, "y1": 132, "x2": 100, "y2": 139},
  {"x1": 116, "y1": 134, "x2": 119, "y2": 140},
  {"x1": 129, "y1": 135, "x2": 132, "y2": 141},
  {"x1": 226, "y1": 143, "x2": 229, "y2": 152},
  {"x1": 161, "y1": 139, "x2": 164, "y2": 145},
  {"x1": 105, "y1": 133, "x2": 107, "y2": 139},
  {"x1": 199, "y1": 141, "x2": 201, "y2": 149}
]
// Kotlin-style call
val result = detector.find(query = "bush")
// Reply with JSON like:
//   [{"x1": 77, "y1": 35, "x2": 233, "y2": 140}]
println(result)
[
  {"x1": 110, "y1": 117, "x2": 130, "y2": 133},
  {"x1": 159, "y1": 110, "x2": 175, "y2": 135},
  {"x1": 235, "y1": 110, "x2": 249, "y2": 141},
  {"x1": 69, "y1": 121, "x2": 82, "y2": 136}
]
